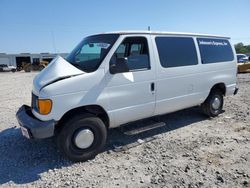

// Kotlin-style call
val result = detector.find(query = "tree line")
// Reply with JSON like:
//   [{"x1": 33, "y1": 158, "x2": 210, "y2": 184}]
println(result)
[{"x1": 234, "y1": 43, "x2": 250, "y2": 54}]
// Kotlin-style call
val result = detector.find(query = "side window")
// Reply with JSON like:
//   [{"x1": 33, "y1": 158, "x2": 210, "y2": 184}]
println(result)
[
  {"x1": 197, "y1": 38, "x2": 234, "y2": 64},
  {"x1": 111, "y1": 37, "x2": 150, "y2": 71},
  {"x1": 155, "y1": 37, "x2": 198, "y2": 68}
]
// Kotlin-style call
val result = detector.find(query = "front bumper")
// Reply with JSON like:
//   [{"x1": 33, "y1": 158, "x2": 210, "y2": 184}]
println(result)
[{"x1": 16, "y1": 105, "x2": 55, "y2": 139}]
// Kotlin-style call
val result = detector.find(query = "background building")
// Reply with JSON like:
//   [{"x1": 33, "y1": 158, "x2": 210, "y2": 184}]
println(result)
[{"x1": 0, "y1": 53, "x2": 68, "y2": 69}]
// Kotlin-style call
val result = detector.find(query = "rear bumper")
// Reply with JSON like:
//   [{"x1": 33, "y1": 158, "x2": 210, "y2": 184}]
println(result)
[{"x1": 16, "y1": 105, "x2": 55, "y2": 139}]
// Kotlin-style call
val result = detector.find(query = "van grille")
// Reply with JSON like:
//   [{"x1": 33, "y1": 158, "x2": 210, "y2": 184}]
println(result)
[{"x1": 31, "y1": 93, "x2": 38, "y2": 112}]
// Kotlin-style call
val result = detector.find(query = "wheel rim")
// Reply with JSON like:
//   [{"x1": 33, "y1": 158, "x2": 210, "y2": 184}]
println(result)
[
  {"x1": 212, "y1": 97, "x2": 221, "y2": 110},
  {"x1": 74, "y1": 129, "x2": 94, "y2": 149}
]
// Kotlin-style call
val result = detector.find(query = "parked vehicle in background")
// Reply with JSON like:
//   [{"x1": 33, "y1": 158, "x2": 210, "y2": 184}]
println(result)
[
  {"x1": 237, "y1": 54, "x2": 249, "y2": 63},
  {"x1": 0, "y1": 64, "x2": 17, "y2": 72},
  {"x1": 22, "y1": 60, "x2": 49, "y2": 72},
  {"x1": 238, "y1": 63, "x2": 250, "y2": 73},
  {"x1": 237, "y1": 54, "x2": 250, "y2": 73},
  {"x1": 238, "y1": 61, "x2": 250, "y2": 73},
  {"x1": 16, "y1": 31, "x2": 238, "y2": 162}
]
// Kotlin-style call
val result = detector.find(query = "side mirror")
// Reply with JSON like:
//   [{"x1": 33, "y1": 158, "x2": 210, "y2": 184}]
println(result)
[{"x1": 110, "y1": 57, "x2": 129, "y2": 74}]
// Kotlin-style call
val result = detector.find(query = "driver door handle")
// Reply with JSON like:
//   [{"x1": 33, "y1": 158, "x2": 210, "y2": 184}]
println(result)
[{"x1": 151, "y1": 82, "x2": 155, "y2": 93}]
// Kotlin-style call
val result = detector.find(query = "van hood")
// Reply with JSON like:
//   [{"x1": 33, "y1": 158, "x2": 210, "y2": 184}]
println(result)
[{"x1": 33, "y1": 56, "x2": 83, "y2": 92}]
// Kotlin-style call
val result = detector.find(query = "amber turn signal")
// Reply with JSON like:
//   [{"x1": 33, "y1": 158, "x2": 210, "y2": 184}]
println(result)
[{"x1": 38, "y1": 99, "x2": 52, "y2": 115}]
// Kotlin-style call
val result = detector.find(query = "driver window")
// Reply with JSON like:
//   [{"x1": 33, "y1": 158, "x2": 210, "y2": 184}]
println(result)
[{"x1": 112, "y1": 37, "x2": 150, "y2": 71}]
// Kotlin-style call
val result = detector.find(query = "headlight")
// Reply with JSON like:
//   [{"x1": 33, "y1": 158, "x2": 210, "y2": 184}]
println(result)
[{"x1": 38, "y1": 99, "x2": 52, "y2": 115}]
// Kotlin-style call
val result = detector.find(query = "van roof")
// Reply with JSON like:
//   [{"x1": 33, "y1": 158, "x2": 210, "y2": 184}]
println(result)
[{"x1": 101, "y1": 30, "x2": 230, "y2": 39}]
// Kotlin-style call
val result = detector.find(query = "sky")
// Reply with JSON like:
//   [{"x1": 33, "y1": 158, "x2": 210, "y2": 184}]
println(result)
[{"x1": 0, "y1": 0, "x2": 250, "y2": 54}]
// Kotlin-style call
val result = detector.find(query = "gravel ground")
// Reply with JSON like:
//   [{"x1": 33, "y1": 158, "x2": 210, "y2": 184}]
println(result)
[{"x1": 0, "y1": 72, "x2": 249, "y2": 188}]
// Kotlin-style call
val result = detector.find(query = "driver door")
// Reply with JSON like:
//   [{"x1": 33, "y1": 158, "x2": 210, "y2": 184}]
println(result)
[{"x1": 106, "y1": 35, "x2": 156, "y2": 127}]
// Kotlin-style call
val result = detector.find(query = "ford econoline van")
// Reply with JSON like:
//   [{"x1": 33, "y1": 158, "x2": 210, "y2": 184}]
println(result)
[{"x1": 16, "y1": 31, "x2": 238, "y2": 162}]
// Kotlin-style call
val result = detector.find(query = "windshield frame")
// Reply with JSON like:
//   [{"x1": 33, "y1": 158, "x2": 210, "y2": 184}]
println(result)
[{"x1": 66, "y1": 34, "x2": 120, "y2": 72}]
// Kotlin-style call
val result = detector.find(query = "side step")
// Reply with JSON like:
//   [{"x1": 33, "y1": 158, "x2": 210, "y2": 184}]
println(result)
[
  {"x1": 113, "y1": 136, "x2": 157, "y2": 152},
  {"x1": 122, "y1": 121, "x2": 166, "y2": 135},
  {"x1": 110, "y1": 120, "x2": 167, "y2": 152}
]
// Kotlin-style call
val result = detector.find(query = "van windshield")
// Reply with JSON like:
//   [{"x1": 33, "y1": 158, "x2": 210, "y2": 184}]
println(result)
[{"x1": 66, "y1": 34, "x2": 119, "y2": 72}]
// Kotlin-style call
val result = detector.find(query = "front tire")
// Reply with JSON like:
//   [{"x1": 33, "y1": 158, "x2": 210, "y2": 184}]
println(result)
[
  {"x1": 201, "y1": 90, "x2": 224, "y2": 117},
  {"x1": 57, "y1": 113, "x2": 107, "y2": 162}
]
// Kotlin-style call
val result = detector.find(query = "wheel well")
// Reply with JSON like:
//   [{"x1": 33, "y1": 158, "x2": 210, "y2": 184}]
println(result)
[
  {"x1": 57, "y1": 105, "x2": 109, "y2": 129},
  {"x1": 211, "y1": 83, "x2": 226, "y2": 95}
]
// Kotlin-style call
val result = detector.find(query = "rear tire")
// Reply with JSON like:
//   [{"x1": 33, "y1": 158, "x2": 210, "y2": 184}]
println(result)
[
  {"x1": 201, "y1": 90, "x2": 224, "y2": 117},
  {"x1": 57, "y1": 113, "x2": 107, "y2": 162}
]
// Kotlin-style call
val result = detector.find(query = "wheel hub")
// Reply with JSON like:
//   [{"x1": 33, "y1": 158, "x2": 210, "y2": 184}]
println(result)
[
  {"x1": 74, "y1": 129, "x2": 94, "y2": 149},
  {"x1": 212, "y1": 97, "x2": 221, "y2": 110}
]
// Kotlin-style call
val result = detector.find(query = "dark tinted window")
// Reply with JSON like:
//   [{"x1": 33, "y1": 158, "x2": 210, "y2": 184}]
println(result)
[
  {"x1": 197, "y1": 38, "x2": 234, "y2": 64},
  {"x1": 111, "y1": 37, "x2": 150, "y2": 71},
  {"x1": 155, "y1": 37, "x2": 198, "y2": 68}
]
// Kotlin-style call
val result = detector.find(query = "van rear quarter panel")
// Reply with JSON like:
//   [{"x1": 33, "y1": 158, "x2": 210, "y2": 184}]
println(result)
[
  {"x1": 152, "y1": 35, "x2": 237, "y2": 116},
  {"x1": 195, "y1": 38, "x2": 237, "y2": 97}
]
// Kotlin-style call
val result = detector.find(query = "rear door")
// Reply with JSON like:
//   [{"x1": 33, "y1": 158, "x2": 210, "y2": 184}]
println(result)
[{"x1": 106, "y1": 35, "x2": 156, "y2": 127}]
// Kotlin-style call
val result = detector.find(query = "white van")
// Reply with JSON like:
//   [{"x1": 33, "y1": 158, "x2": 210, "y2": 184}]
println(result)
[{"x1": 16, "y1": 31, "x2": 238, "y2": 161}]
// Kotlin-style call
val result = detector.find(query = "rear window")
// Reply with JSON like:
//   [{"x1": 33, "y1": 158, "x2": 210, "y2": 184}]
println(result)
[
  {"x1": 155, "y1": 37, "x2": 198, "y2": 68},
  {"x1": 197, "y1": 38, "x2": 234, "y2": 64}
]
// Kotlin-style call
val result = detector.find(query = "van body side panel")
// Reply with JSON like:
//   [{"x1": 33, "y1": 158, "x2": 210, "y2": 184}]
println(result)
[
  {"x1": 32, "y1": 34, "x2": 237, "y2": 128},
  {"x1": 153, "y1": 36, "x2": 204, "y2": 115},
  {"x1": 154, "y1": 65, "x2": 206, "y2": 115},
  {"x1": 195, "y1": 38, "x2": 237, "y2": 96},
  {"x1": 153, "y1": 35, "x2": 237, "y2": 116},
  {"x1": 225, "y1": 40, "x2": 238, "y2": 96},
  {"x1": 195, "y1": 63, "x2": 237, "y2": 97}
]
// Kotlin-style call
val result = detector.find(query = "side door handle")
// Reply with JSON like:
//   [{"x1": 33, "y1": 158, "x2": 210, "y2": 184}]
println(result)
[{"x1": 150, "y1": 82, "x2": 155, "y2": 92}]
